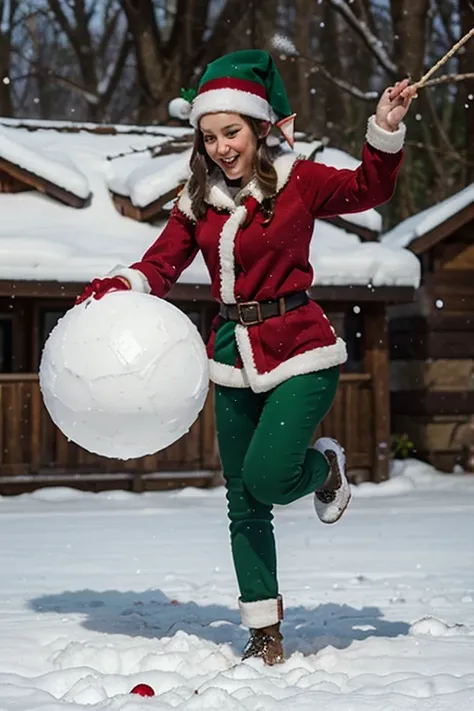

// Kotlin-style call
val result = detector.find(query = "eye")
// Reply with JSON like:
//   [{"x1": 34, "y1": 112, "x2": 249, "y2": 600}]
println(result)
[
  {"x1": 203, "y1": 135, "x2": 215, "y2": 143},
  {"x1": 226, "y1": 129, "x2": 239, "y2": 138}
]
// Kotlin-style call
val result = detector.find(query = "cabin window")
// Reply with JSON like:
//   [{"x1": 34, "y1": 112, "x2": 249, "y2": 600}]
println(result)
[
  {"x1": 39, "y1": 309, "x2": 67, "y2": 353},
  {"x1": 0, "y1": 318, "x2": 12, "y2": 372}
]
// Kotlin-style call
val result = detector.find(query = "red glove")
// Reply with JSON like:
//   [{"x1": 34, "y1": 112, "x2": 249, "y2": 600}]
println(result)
[{"x1": 75, "y1": 276, "x2": 131, "y2": 305}]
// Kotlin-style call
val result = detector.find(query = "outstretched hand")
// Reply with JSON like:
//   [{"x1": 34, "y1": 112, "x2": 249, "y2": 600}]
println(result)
[
  {"x1": 75, "y1": 276, "x2": 131, "y2": 305},
  {"x1": 375, "y1": 78, "x2": 417, "y2": 132}
]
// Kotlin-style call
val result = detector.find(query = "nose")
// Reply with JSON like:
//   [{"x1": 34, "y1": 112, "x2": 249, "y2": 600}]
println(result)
[{"x1": 216, "y1": 137, "x2": 230, "y2": 156}]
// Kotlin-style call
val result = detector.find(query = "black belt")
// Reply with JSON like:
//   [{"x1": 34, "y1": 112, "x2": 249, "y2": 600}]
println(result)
[{"x1": 219, "y1": 291, "x2": 309, "y2": 326}]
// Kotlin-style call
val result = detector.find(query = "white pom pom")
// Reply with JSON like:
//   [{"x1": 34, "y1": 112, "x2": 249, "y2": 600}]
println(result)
[{"x1": 168, "y1": 97, "x2": 192, "y2": 121}]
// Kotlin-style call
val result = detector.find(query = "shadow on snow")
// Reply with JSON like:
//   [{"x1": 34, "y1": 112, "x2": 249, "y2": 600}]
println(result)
[{"x1": 29, "y1": 588, "x2": 410, "y2": 656}]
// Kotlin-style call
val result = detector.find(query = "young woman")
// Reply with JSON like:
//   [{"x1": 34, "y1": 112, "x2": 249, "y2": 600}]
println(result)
[{"x1": 78, "y1": 50, "x2": 416, "y2": 665}]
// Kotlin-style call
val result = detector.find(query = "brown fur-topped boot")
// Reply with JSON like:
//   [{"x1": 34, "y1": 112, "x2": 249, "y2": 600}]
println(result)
[
  {"x1": 242, "y1": 622, "x2": 284, "y2": 665},
  {"x1": 239, "y1": 595, "x2": 285, "y2": 665}
]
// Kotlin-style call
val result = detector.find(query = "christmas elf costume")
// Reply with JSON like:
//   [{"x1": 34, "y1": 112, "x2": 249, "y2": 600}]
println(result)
[{"x1": 110, "y1": 50, "x2": 406, "y2": 630}]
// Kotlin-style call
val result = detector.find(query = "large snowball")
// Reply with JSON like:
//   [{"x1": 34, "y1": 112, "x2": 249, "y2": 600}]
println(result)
[{"x1": 39, "y1": 292, "x2": 209, "y2": 459}]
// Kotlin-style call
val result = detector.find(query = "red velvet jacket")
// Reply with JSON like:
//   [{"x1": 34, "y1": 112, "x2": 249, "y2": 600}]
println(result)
[{"x1": 111, "y1": 117, "x2": 405, "y2": 393}]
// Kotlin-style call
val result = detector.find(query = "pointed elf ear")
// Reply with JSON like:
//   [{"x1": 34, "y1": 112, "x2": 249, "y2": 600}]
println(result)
[
  {"x1": 276, "y1": 114, "x2": 297, "y2": 148},
  {"x1": 258, "y1": 121, "x2": 272, "y2": 139}
]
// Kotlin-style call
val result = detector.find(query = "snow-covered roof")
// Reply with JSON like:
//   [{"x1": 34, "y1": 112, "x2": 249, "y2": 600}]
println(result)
[
  {"x1": 108, "y1": 149, "x2": 192, "y2": 207},
  {"x1": 0, "y1": 128, "x2": 90, "y2": 200},
  {"x1": 0, "y1": 120, "x2": 420, "y2": 288},
  {"x1": 382, "y1": 182, "x2": 474, "y2": 250},
  {"x1": 310, "y1": 223, "x2": 418, "y2": 287}
]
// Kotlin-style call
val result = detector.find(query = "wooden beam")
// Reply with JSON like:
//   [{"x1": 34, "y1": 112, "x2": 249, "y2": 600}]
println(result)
[
  {"x1": 391, "y1": 330, "x2": 474, "y2": 359},
  {"x1": 424, "y1": 269, "x2": 474, "y2": 286},
  {"x1": 0, "y1": 158, "x2": 91, "y2": 209},
  {"x1": 308, "y1": 285, "x2": 416, "y2": 304},
  {"x1": 390, "y1": 314, "x2": 474, "y2": 332},
  {"x1": 0, "y1": 280, "x2": 214, "y2": 301},
  {"x1": 408, "y1": 204, "x2": 474, "y2": 255},
  {"x1": 392, "y1": 390, "x2": 474, "y2": 416},
  {"x1": 363, "y1": 303, "x2": 390, "y2": 482},
  {"x1": 0, "y1": 169, "x2": 35, "y2": 193},
  {"x1": 0, "y1": 279, "x2": 417, "y2": 305},
  {"x1": 112, "y1": 186, "x2": 180, "y2": 222},
  {"x1": 0, "y1": 471, "x2": 215, "y2": 495}
]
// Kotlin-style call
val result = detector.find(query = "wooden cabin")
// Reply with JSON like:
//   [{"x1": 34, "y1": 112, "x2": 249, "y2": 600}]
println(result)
[
  {"x1": 0, "y1": 119, "x2": 420, "y2": 494},
  {"x1": 384, "y1": 185, "x2": 474, "y2": 473}
]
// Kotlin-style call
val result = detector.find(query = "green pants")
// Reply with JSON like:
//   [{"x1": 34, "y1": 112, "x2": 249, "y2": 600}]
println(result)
[{"x1": 215, "y1": 366, "x2": 339, "y2": 604}]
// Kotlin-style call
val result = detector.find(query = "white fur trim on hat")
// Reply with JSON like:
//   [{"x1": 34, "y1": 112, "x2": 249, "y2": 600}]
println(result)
[
  {"x1": 366, "y1": 115, "x2": 406, "y2": 154},
  {"x1": 190, "y1": 88, "x2": 278, "y2": 127}
]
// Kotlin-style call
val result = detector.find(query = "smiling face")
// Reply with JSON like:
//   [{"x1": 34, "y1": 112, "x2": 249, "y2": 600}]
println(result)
[{"x1": 199, "y1": 113, "x2": 259, "y2": 185}]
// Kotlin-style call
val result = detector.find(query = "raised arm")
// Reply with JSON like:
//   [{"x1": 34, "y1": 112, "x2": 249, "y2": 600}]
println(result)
[
  {"x1": 295, "y1": 79, "x2": 416, "y2": 219},
  {"x1": 294, "y1": 126, "x2": 403, "y2": 219}
]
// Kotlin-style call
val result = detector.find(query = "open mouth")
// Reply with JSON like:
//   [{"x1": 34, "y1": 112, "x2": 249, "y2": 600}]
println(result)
[{"x1": 221, "y1": 156, "x2": 238, "y2": 168}]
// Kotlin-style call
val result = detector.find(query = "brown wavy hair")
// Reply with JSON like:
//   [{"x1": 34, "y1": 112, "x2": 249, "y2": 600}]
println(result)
[{"x1": 188, "y1": 115, "x2": 279, "y2": 221}]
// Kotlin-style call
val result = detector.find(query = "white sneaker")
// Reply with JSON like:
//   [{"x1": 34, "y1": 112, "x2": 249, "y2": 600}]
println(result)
[{"x1": 313, "y1": 437, "x2": 351, "y2": 524}]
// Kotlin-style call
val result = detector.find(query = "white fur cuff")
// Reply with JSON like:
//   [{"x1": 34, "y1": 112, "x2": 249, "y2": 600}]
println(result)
[
  {"x1": 107, "y1": 265, "x2": 151, "y2": 294},
  {"x1": 239, "y1": 595, "x2": 284, "y2": 628},
  {"x1": 366, "y1": 115, "x2": 406, "y2": 154}
]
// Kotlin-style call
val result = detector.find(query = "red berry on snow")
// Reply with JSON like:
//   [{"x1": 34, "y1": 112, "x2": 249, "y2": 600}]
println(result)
[{"x1": 130, "y1": 683, "x2": 155, "y2": 697}]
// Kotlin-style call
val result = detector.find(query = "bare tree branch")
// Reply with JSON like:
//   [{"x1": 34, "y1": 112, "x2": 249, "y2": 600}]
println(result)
[
  {"x1": 98, "y1": 5, "x2": 123, "y2": 58},
  {"x1": 415, "y1": 27, "x2": 474, "y2": 88},
  {"x1": 423, "y1": 71, "x2": 474, "y2": 87},
  {"x1": 196, "y1": 0, "x2": 252, "y2": 67},
  {"x1": 434, "y1": 0, "x2": 457, "y2": 46},
  {"x1": 327, "y1": 0, "x2": 399, "y2": 76},
  {"x1": 10, "y1": 61, "x2": 102, "y2": 104},
  {"x1": 406, "y1": 139, "x2": 474, "y2": 166},
  {"x1": 47, "y1": 0, "x2": 82, "y2": 59},
  {"x1": 313, "y1": 68, "x2": 378, "y2": 102},
  {"x1": 277, "y1": 51, "x2": 379, "y2": 102},
  {"x1": 50, "y1": 72, "x2": 100, "y2": 104}
]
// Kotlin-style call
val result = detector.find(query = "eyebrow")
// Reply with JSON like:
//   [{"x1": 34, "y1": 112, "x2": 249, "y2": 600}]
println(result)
[{"x1": 202, "y1": 123, "x2": 241, "y2": 134}]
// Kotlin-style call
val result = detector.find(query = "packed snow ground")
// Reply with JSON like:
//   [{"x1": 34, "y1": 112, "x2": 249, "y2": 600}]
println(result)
[{"x1": 1, "y1": 459, "x2": 474, "y2": 710}]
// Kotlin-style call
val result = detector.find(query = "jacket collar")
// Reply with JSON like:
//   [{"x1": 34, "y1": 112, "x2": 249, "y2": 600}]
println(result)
[{"x1": 205, "y1": 151, "x2": 300, "y2": 211}]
